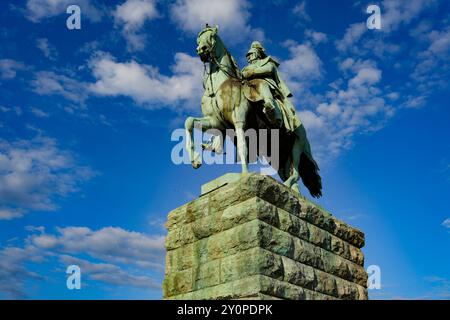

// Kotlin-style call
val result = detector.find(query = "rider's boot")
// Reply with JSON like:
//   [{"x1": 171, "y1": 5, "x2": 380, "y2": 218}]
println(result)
[{"x1": 263, "y1": 100, "x2": 283, "y2": 128}]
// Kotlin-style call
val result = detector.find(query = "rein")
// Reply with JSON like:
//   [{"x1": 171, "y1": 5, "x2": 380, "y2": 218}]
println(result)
[{"x1": 210, "y1": 53, "x2": 242, "y2": 81}]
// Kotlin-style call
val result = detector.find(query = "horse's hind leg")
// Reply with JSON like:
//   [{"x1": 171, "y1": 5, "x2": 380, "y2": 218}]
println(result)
[
  {"x1": 284, "y1": 139, "x2": 300, "y2": 191},
  {"x1": 185, "y1": 116, "x2": 214, "y2": 169},
  {"x1": 284, "y1": 125, "x2": 307, "y2": 192}
]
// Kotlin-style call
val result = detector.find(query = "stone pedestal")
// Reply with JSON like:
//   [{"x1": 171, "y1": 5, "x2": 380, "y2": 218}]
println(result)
[{"x1": 163, "y1": 173, "x2": 368, "y2": 300}]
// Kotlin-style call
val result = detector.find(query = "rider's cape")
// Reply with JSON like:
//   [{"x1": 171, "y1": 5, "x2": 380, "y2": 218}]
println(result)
[{"x1": 264, "y1": 56, "x2": 292, "y2": 98}]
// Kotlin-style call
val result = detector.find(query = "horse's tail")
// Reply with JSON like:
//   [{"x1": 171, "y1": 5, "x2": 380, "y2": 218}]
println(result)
[{"x1": 299, "y1": 149, "x2": 322, "y2": 198}]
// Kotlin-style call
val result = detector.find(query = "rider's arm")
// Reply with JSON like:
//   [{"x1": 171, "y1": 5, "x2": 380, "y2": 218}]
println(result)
[{"x1": 249, "y1": 62, "x2": 275, "y2": 77}]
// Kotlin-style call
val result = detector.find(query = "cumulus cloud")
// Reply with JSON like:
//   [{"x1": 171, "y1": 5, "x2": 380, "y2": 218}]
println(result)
[
  {"x1": 411, "y1": 26, "x2": 450, "y2": 91},
  {"x1": 280, "y1": 40, "x2": 323, "y2": 92},
  {"x1": 381, "y1": 0, "x2": 437, "y2": 32},
  {"x1": 89, "y1": 52, "x2": 203, "y2": 109},
  {"x1": 274, "y1": 40, "x2": 393, "y2": 162},
  {"x1": 348, "y1": 66, "x2": 382, "y2": 87},
  {"x1": 298, "y1": 59, "x2": 393, "y2": 162},
  {"x1": 114, "y1": 0, "x2": 159, "y2": 29},
  {"x1": 0, "y1": 136, "x2": 94, "y2": 220},
  {"x1": 336, "y1": 0, "x2": 437, "y2": 52},
  {"x1": 29, "y1": 107, "x2": 50, "y2": 118},
  {"x1": 0, "y1": 59, "x2": 26, "y2": 79},
  {"x1": 328, "y1": 0, "x2": 448, "y2": 154},
  {"x1": 304, "y1": 29, "x2": 328, "y2": 46},
  {"x1": 36, "y1": 38, "x2": 58, "y2": 60},
  {"x1": 335, "y1": 23, "x2": 366, "y2": 52},
  {"x1": 0, "y1": 245, "x2": 45, "y2": 298},
  {"x1": 0, "y1": 225, "x2": 164, "y2": 298},
  {"x1": 26, "y1": 50, "x2": 204, "y2": 111},
  {"x1": 293, "y1": 1, "x2": 311, "y2": 22},
  {"x1": 59, "y1": 255, "x2": 161, "y2": 289},
  {"x1": 31, "y1": 71, "x2": 89, "y2": 103},
  {"x1": 25, "y1": 0, "x2": 103, "y2": 23},
  {"x1": 113, "y1": 0, "x2": 160, "y2": 51},
  {"x1": 442, "y1": 218, "x2": 450, "y2": 230},
  {"x1": 30, "y1": 226, "x2": 165, "y2": 269},
  {"x1": 278, "y1": 40, "x2": 324, "y2": 111},
  {"x1": 170, "y1": 0, "x2": 263, "y2": 43}
]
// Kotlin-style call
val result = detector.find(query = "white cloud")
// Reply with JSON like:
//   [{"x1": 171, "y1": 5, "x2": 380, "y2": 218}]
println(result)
[
  {"x1": 297, "y1": 110, "x2": 324, "y2": 130},
  {"x1": 31, "y1": 226, "x2": 165, "y2": 269},
  {"x1": 335, "y1": 0, "x2": 437, "y2": 52},
  {"x1": 170, "y1": 0, "x2": 263, "y2": 43},
  {"x1": 0, "y1": 59, "x2": 26, "y2": 79},
  {"x1": 32, "y1": 71, "x2": 88, "y2": 103},
  {"x1": 335, "y1": 23, "x2": 366, "y2": 52},
  {"x1": 442, "y1": 218, "x2": 450, "y2": 230},
  {"x1": 0, "y1": 136, "x2": 94, "y2": 220},
  {"x1": 426, "y1": 27, "x2": 450, "y2": 55},
  {"x1": 293, "y1": 1, "x2": 311, "y2": 22},
  {"x1": 0, "y1": 245, "x2": 45, "y2": 298},
  {"x1": 280, "y1": 41, "x2": 323, "y2": 94},
  {"x1": 332, "y1": 0, "x2": 447, "y2": 122},
  {"x1": 26, "y1": 50, "x2": 204, "y2": 111},
  {"x1": 114, "y1": 0, "x2": 159, "y2": 29},
  {"x1": 0, "y1": 208, "x2": 24, "y2": 220},
  {"x1": 59, "y1": 255, "x2": 161, "y2": 289},
  {"x1": 25, "y1": 226, "x2": 46, "y2": 234},
  {"x1": 29, "y1": 107, "x2": 50, "y2": 118},
  {"x1": 404, "y1": 95, "x2": 427, "y2": 109},
  {"x1": 297, "y1": 60, "x2": 393, "y2": 162},
  {"x1": 113, "y1": 0, "x2": 160, "y2": 51},
  {"x1": 304, "y1": 29, "x2": 328, "y2": 45},
  {"x1": 0, "y1": 225, "x2": 164, "y2": 298},
  {"x1": 381, "y1": 0, "x2": 437, "y2": 32},
  {"x1": 25, "y1": 0, "x2": 103, "y2": 23},
  {"x1": 348, "y1": 67, "x2": 382, "y2": 87},
  {"x1": 412, "y1": 26, "x2": 450, "y2": 90},
  {"x1": 89, "y1": 52, "x2": 203, "y2": 109},
  {"x1": 36, "y1": 38, "x2": 57, "y2": 60}
]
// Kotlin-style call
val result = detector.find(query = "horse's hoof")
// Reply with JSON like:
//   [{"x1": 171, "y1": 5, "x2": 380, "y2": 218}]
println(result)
[
  {"x1": 284, "y1": 177, "x2": 294, "y2": 188},
  {"x1": 191, "y1": 161, "x2": 202, "y2": 169},
  {"x1": 191, "y1": 152, "x2": 202, "y2": 169},
  {"x1": 291, "y1": 184, "x2": 300, "y2": 194}
]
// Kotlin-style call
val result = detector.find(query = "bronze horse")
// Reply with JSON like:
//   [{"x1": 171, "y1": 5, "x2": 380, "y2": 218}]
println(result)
[{"x1": 185, "y1": 25, "x2": 322, "y2": 197}]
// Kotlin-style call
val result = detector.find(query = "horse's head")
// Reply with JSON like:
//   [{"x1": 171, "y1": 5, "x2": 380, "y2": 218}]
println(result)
[{"x1": 196, "y1": 24, "x2": 219, "y2": 63}]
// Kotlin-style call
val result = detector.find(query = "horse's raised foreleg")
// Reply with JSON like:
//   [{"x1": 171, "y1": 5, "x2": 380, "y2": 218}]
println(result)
[{"x1": 185, "y1": 116, "x2": 214, "y2": 169}]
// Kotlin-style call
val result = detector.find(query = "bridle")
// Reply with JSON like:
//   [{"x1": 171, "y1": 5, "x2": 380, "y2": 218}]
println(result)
[{"x1": 201, "y1": 33, "x2": 242, "y2": 83}]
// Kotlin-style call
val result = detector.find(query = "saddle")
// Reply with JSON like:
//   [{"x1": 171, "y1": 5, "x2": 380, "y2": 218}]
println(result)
[{"x1": 242, "y1": 79, "x2": 282, "y2": 103}]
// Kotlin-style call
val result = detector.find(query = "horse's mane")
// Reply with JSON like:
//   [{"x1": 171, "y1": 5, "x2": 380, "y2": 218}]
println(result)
[
  {"x1": 214, "y1": 34, "x2": 242, "y2": 79},
  {"x1": 197, "y1": 26, "x2": 242, "y2": 79},
  {"x1": 227, "y1": 52, "x2": 242, "y2": 79}
]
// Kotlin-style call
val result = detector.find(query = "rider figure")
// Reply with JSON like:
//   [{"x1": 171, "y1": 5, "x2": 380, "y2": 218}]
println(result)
[{"x1": 242, "y1": 41, "x2": 301, "y2": 132}]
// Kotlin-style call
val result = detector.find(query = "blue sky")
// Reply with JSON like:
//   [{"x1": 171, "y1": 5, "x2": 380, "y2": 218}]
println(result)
[{"x1": 0, "y1": 0, "x2": 449, "y2": 299}]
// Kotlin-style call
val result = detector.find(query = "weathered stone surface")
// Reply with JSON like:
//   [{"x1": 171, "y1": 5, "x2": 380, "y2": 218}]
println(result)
[
  {"x1": 166, "y1": 196, "x2": 364, "y2": 266},
  {"x1": 166, "y1": 173, "x2": 365, "y2": 248},
  {"x1": 167, "y1": 275, "x2": 338, "y2": 300},
  {"x1": 220, "y1": 247, "x2": 284, "y2": 284},
  {"x1": 201, "y1": 172, "x2": 242, "y2": 195},
  {"x1": 164, "y1": 173, "x2": 368, "y2": 300}
]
